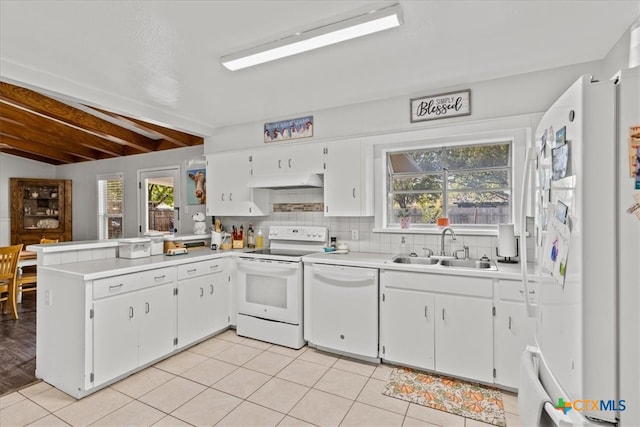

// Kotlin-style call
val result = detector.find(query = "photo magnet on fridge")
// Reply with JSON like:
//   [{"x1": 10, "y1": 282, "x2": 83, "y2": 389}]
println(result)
[
  {"x1": 552, "y1": 142, "x2": 569, "y2": 180},
  {"x1": 555, "y1": 126, "x2": 566, "y2": 145}
]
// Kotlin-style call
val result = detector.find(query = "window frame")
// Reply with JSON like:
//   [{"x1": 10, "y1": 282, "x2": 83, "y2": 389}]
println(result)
[
  {"x1": 97, "y1": 172, "x2": 124, "y2": 240},
  {"x1": 386, "y1": 141, "x2": 513, "y2": 229},
  {"x1": 374, "y1": 122, "x2": 530, "y2": 235}
]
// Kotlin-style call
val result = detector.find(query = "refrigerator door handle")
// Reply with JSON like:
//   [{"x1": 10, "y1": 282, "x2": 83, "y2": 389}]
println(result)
[{"x1": 519, "y1": 146, "x2": 536, "y2": 318}]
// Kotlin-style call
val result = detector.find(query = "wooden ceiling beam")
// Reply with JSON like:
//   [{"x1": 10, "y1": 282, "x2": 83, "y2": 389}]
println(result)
[
  {"x1": 0, "y1": 134, "x2": 79, "y2": 164},
  {"x1": 0, "y1": 117, "x2": 105, "y2": 161},
  {"x1": 0, "y1": 82, "x2": 159, "y2": 153},
  {"x1": 0, "y1": 146, "x2": 64, "y2": 165},
  {"x1": 89, "y1": 107, "x2": 201, "y2": 148},
  {"x1": 0, "y1": 102, "x2": 128, "y2": 157}
]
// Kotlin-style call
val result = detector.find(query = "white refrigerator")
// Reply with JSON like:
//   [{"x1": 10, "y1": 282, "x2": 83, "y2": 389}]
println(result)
[{"x1": 518, "y1": 68, "x2": 640, "y2": 426}]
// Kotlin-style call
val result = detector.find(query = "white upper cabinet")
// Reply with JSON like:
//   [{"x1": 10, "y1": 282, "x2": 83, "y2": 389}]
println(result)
[
  {"x1": 206, "y1": 152, "x2": 269, "y2": 216},
  {"x1": 251, "y1": 144, "x2": 325, "y2": 177},
  {"x1": 323, "y1": 139, "x2": 374, "y2": 216}
]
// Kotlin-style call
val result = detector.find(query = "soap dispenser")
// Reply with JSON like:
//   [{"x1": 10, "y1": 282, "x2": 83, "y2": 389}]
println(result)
[{"x1": 399, "y1": 236, "x2": 409, "y2": 255}]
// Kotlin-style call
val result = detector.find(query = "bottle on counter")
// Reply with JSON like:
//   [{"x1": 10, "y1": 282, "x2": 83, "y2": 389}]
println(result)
[
  {"x1": 256, "y1": 229, "x2": 264, "y2": 248},
  {"x1": 399, "y1": 236, "x2": 409, "y2": 255},
  {"x1": 247, "y1": 223, "x2": 255, "y2": 249}
]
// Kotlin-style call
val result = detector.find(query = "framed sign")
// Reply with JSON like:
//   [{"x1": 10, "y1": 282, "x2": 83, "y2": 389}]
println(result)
[
  {"x1": 410, "y1": 89, "x2": 471, "y2": 123},
  {"x1": 264, "y1": 116, "x2": 313, "y2": 142}
]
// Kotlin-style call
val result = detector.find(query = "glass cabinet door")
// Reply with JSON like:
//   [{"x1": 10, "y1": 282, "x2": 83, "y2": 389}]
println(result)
[{"x1": 22, "y1": 184, "x2": 62, "y2": 231}]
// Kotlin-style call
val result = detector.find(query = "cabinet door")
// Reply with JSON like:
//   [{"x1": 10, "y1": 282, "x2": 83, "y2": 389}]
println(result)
[
  {"x1": 93, "y1": 293, "x2": 138, "y2": 386},
  {"x1": 138, "y1": 283, "x2": 176, "y2": 366},
  {"x1": 494, "y1": 300, "x2": 535, "y2": 388},
  {"x1": 286, "y1": 145, "x2": 325, "y2": 174},
  {"x1": 252, "y1": 145, "x2": 324, "y2": 176},
  {"x1": 206, "y1": 152, "x2": 251, "y2": 216},
  {"x1": 205, "y1": 269, "x2": 230, "y2": 333},
  {"x1": 177, "y1": 276, "x2": 214, "y2": 347},
  {"x1": 435, "y1": 295, "x2": 493, "y2": 383},
  {"x1": 381, "y1": 288, "x2": 435, "y2": 370},
  {"x1": 324, "y1": 140, "x2": 373, "y2": 216}
]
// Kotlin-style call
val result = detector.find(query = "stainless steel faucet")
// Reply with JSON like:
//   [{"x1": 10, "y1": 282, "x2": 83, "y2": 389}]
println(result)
[{"x1": 440, "y1": 227, "x2": 456, "y2": 255}]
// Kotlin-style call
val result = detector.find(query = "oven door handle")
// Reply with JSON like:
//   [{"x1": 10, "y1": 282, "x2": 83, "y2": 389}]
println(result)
[{"x1": 237, "y1": 260, "x2": 299, "y2": 275}]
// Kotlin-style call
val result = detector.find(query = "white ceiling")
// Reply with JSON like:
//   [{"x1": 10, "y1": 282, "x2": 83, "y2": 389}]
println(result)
[{"x1": 1, "y1": 1, "x2": 638, "y2": 136}]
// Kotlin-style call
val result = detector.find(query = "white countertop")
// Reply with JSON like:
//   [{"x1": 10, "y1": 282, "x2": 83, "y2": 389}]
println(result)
[
  {"x1": 41, "y1": 248, "x2": 239, "y2": 280},
  {"x1": 302, "y1": 251, "x2": 528, "y2": 280},
  {"x1": 37, "y1": 239, "x2": 529, "y2": 282}
]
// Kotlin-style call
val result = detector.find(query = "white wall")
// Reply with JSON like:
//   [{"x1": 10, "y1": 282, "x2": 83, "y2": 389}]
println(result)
[
  {"x1": 0, "y1": 153, "x2": 56, "y2": 246},
  {"x1": 54, "y1": 145, "x2": 206, "y2": 241},
  {"x1": 206, "y1": 60, "x2": 603, "y2": 154}
]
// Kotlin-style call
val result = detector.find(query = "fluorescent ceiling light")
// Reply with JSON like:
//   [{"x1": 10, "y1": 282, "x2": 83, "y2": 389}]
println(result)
[{"x1": 221, "y1": 3, "x2": 403, "y2": 71}]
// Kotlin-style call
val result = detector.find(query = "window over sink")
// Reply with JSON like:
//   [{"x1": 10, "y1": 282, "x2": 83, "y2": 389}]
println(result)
[
  {"x1": 386, "y1": 141, "x2": 512, "y2": 228},
  {"x1": 97, "y1": 173, "x2": 124, "y2": 239}
]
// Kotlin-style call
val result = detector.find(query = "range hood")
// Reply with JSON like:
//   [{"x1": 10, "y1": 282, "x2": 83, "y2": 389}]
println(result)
[{"x1": 246, "y1": 173, "x2": 324, "y2": 189}]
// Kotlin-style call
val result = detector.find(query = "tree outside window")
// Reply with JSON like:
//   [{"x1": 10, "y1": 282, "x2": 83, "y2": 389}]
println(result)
[{"x1": 387, "y1": 142, "x2": 511, "y2": 226}]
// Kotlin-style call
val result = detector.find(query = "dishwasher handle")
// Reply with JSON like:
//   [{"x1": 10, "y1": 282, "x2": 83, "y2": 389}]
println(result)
[{"x1": 312, "y1": 265, "x2": 376, "y2": 286}]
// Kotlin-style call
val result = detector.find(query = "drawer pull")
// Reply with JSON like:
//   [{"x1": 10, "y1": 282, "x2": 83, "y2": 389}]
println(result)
[
  {"x1": 200, "y1": 287, "x2": 204, "y2": 298},
  {"x1": 129, "y1": 306, "x2": 134, "y2": 319},
  {"x1": 508, "y1": 316, "x2": 512, "y2": 330},
  {"x1": 519, "y1": 290, "x2": 536, "y2": 294},
  {"x1": 424, "y1": 305, "x2": 429, "y2": 319},
  {"x1": 154, "y1": 275, "x2": 166, "y2": 281},
  {"x1": 145, "y1": 302, "x2": 150, "y2": 314},
  {"x1": 210, "y1": 284, "x2": 214, "y2": 294},
  {"x1": 109, "y1": 284, "x2": 124, "y2": 291},
  {"x1": 210, "y1": 265, "x2": 219, "y2": 270},
  {"x1": 442, "y1": 308, "x2": 445, "y2": 321},
  {"x1": 187, "y1": 268, "x2": 197, "y2": 274}
]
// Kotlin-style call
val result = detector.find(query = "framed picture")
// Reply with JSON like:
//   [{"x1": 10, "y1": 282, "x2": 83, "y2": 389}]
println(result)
[
  {"x1": 186, "y1": 167, "x2": 206, "y2": 205},
  {"x1": 264, "y1": 116, "x2": 313, "y2": 142},
  {"x1": 410, "y1": 89, "x2": 471, "y2": 122}
]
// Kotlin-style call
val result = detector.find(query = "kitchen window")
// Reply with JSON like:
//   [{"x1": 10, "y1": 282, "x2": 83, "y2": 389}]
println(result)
[
  {"x1": 97, "y1": 173, "x2": 124, "y2": 239},
  {"x1": 386, "y1": 142, "x2": 512, "y2": 227}
]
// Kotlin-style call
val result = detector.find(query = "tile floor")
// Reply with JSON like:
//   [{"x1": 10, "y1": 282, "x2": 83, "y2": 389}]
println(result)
[{"x1": 0, "y1": 330, "x2": 521, "y2": 426}]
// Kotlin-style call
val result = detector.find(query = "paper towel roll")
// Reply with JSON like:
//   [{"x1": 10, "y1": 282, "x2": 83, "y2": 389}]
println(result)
[{"x1": 498, "y1": 223, "x2": 517, "y2": 257}]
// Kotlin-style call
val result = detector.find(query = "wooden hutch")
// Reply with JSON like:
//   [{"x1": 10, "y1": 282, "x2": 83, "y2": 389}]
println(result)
[{"x1": 10, "y1": 178, "x2": 72, "y2": 246}]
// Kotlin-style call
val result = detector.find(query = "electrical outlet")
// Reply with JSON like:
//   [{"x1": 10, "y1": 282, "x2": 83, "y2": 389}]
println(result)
[
  {"x1": 351, "y1": 229, "x2": 359, "y2": 240},
  {"x1": 44, "y1": 290, "x2": 52, "y2": 306}
]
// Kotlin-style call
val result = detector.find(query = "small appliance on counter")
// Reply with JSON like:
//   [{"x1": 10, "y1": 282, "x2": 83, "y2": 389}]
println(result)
[
  {"x1": 143, "y1": 231, "x2": 164, "y2": 255},
  {"x1": 163, "y1": 234, "x2": 211, "y2": 253},
  {"x1": 118, "y1": 238, "x2": 151, "y2": 259}
]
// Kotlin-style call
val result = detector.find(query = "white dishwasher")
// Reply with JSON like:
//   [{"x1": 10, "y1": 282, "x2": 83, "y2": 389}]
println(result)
[{"x1": 304, "y1": 263, "x2": 379, "y2": 361}]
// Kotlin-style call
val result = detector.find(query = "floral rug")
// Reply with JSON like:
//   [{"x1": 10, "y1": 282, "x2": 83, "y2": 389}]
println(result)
[{"x1": 382, "y1": 367, "x2": 507, "y2": 427}]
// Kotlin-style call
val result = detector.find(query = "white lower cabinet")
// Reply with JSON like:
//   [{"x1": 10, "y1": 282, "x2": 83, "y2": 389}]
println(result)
[
  {"x1": 435, "y1": 294, "x2": 493, "y2": 383},
  {"x1": 493, "y1": 279, "x2": 537, "y2": 389},
  {"x1": 92, "y1": 267, "x2": 177, "y2": 387},
  {"x1": 380, "y1": 270, "x2": 494, "y2": 383},
  {"x1": 177, "y1": 258, "x2": 230, "y2": 348},
  {"x1": 380, "y1": 288, "x2": 435, "y2": 370}
]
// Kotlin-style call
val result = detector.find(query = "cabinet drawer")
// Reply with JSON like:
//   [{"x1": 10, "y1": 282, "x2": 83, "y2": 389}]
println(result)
[
  {"x1": 496, "y1": 279, "x2": 538, "y2": 303},
  {"x1": 93, "y1": 267, "x2": 176, "y2": 300},
  {"x1": 178, "y1": 259, "x2": 225, "y2": 280},
  {"x1": 381, "y1": 270, "x2": 492, "y2": 297}
]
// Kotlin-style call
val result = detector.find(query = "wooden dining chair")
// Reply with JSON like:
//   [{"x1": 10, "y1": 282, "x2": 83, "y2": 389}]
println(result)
[
  {"x1": 16, "y1": 238, "x2": 58, "y2": 307},
  {"x1": 0, "y1": 244, "x2": 23, "y2": 319}
]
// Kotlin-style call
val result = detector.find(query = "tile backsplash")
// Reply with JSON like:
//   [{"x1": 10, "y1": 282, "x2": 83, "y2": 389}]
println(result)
[{"x1": 217, "y1": 188, "x2": 504, "y2": 260}]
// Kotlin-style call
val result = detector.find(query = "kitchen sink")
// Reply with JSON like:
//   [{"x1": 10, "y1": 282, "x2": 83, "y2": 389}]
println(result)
[
  {"x1": 386, "y1": 255, "x2": 497, "y2": 270},
  {"x1": 438, "y1": 259, "x2": 496, "y2": 270},
  {"x1": 389, "y1": 256, "x2": 440, "y2": 265}
]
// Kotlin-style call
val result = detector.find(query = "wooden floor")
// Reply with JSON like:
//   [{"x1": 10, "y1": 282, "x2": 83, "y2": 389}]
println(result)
[{"x1": 0, "y1": 292, "x2": 37, "y2": 396}]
